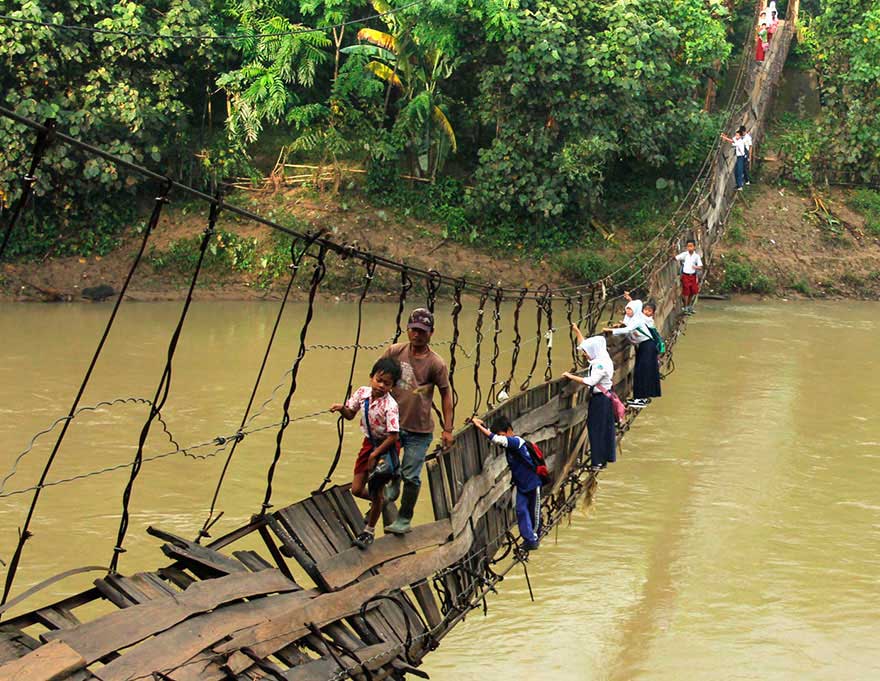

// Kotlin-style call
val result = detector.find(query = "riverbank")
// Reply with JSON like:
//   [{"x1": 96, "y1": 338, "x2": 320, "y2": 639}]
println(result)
[
  {"x1": 704, "y1": 184, "x2": 880, "y2": 300},
  {"x1": 2, "y1": 183, "x2": 879, "y2": 302},
  {"x1": 0, "y1": 187, "x2": 564, "y2": 303}
]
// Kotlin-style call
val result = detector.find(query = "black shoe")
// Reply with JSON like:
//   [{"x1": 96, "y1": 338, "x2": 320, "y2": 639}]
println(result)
[
  {"x1": 352, "y1": 531, "x2": 375, "y2": 549},
  {"x1": 523, "y1": 541, "x2": 540, "y2": 552}
]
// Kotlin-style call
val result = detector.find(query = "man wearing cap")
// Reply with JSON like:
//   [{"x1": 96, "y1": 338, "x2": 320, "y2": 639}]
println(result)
[{"x1": 381, "y1": 308, "x2": 454, "y2": 535}]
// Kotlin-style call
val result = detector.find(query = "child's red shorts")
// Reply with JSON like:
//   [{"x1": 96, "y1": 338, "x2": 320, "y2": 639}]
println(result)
[
  {"x1": 681, "y1": 273, "x2": 700, "y2": 297},
  {"x1": 353, "y1": 438, "x2": 400, "y2": 475}
]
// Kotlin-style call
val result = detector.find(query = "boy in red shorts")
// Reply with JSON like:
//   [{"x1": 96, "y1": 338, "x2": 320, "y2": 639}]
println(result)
[
  {"x1": 674, "y1": 239, "x2": 703, "y2": 315},
  {"x1": 330, "y1": 358, "x2": 402, "y2": 548}
]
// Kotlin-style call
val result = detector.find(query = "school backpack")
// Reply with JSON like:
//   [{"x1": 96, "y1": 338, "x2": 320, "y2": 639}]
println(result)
[
  {"x1": 648, "y1": 327, "x2": 666, "y2": 354},
  {"x1": 524, "y1": 440, "x2": 552, "y2": 486},
  {"x1": 639, "y1": 325, "x2": 666, "y2": 355}
]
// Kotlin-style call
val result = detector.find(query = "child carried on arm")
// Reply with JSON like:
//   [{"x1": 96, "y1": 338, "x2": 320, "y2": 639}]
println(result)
[
  {"x1": 471, "y1": 416, "x2": 544, "y2": 551},
  {"x1": 330, "y1": 358, "x2": 402, "y2": 549}
]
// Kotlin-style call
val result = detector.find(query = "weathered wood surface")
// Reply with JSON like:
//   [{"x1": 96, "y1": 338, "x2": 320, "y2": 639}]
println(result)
[{"x1": 0, "y1": 640, "x2": 84, "y2": 681}]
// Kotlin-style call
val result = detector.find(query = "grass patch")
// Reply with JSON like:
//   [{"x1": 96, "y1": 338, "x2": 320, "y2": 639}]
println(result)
[
  {"x1": 790, "y1": 277, "x2": 813, "y2": 296},
  {"x1": 554, "y1": 251, "x2": 615, "y2": 283},
  {"x1": 848, "y1": 189, "x2": 880, "y2": 236},
  {"x1": 719, "y1": 252, "x2": 775, "y2": 294}
]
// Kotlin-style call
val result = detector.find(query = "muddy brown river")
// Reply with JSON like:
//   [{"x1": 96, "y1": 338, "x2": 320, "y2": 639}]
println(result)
[{"x1": 1, "y1": 299, "x2": 877, "y2": 679}]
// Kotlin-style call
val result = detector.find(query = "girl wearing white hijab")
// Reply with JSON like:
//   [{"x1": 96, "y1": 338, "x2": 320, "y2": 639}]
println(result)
[
  {"x1": 563, "y1": 329, "x2": 616, "y2": 470},
  {"x1": 604, "y1": 299, "x2": 662, "y2": 408}
]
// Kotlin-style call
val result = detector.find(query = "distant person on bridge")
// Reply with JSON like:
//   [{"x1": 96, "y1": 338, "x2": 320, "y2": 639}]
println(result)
[
  {"x1": 755, "y1": 20, "x2": 769, "y2": 62},
  {"x1": 739, "y1": 125, "x2": 753, "y2": 186},
  {"x1": 720, "y1": 129, "x2": 748, "y2": 190},
  {"x1": 604, "y1": 299, "x2": 661, "y2": 409},
  {"x1": 674, "y1": 239, "x2": 703, "y2": 314},
  {"x1": 381, "y1": 308, "x2": 454, "y2": 535},
  {"x1": 471, "y1": 416, "x2": 543, "y2": 551},
  {"x1": 563, "y1": 332, "x2": 617, "y2": 471},
  {"x1": 330, "y1": 357, "x2": 402, "y2": 549}
]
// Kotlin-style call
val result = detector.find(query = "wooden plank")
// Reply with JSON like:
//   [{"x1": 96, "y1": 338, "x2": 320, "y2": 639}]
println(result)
[
  {"x1": 426, "y1": 460, "x2": 450, "y2": 521},
  {"x1": 278, "y1": 503, "x2": 336, "y2": 561},
  {"x1": 450, "y1": 454, "x2": 509, "y2": 537},
  {"x1": 410, "y1": 582, "x2": 443, "y2": 630},
  {"x1": 43, "y1": 570, "x2": 298, "y2": 665},
  {"x1": 34, "y1": 607, "x2": 79, "y2": 632},
  {"x1": 156, "y1": 566, "x2": 195, "y2": 590},
  {"x1": 91, "y1": 589, "x2": 313, "y2": 681},
  {"x1": 0, "y1": 626, "x2": 39, "y2": 663},
  {"x1": 326, "y1": 485, "x2": 365, "y2": 537},
  {"x1": 148, "y1": 526, "x2": 246, "y2": 576},
  {"x1": 282, "y1": 642, "x2": 398, "y2": 681},
  {"x1": 0, "y1": 640, "x2": 85, "y2": 681},
  {"x1": 316, "y1": 520, "x2": 452, "y2": 590},
  {"x1": 310, "y1": 493, "x2": 354, "y2": 548},
  {"x1": 511, "y1": 395, "x2": 560, "y2": 435},
  {"x1": 214, "y1": 525, "x2": 476, "y2": 674},
  {"x1": 233, "y1": 549, "x2": 274, "y2": 572}
]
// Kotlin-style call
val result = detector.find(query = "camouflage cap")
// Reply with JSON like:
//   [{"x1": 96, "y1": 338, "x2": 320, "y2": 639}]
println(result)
[{"x1": 407, "y1": 307, "x2": 434, "y2": 332}]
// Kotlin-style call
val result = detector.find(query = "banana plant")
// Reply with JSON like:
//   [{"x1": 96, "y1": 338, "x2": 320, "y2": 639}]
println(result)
[{"x1": 341, "y1": 8, "x2": 457, "y2": 179}]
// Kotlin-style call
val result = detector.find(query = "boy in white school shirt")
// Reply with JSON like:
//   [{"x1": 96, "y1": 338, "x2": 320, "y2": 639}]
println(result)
[
  {"x1": 720, "y1": 129, "x2": 747, "y2": 190},
  {"x1": 674, "y1": 239, "x2": 703, "y2": 315}
]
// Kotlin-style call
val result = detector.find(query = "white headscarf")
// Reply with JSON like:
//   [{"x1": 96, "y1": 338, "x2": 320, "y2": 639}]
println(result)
[
  {"x1": 578, "y1": 335, "x2": 612, "y2": 366},
  {"x1": 622, "y1": 299, "x2": 649, "y2": 330}
]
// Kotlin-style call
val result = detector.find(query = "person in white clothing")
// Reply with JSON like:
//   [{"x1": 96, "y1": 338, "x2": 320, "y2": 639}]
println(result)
[
  {"x1": 674, "y1": 239, "x2": 703, "y2": 314},
  {"x1": 604, "y1": 299, "x2": 661, "y2": 408},
  {"x1": 563, "y1": 332, "x2": 616, "y2": 470},
  {"x1": 720, "y1": 130, "x2": 747, "y2": 190},
  {"x1": 739, "y1": 125, "x2": 753, "y2": 185}
]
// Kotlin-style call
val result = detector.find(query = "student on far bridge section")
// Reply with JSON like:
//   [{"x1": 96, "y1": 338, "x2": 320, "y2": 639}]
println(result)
[{"x1": 381, "y1": 308, "x2": 454, "y2": 535}]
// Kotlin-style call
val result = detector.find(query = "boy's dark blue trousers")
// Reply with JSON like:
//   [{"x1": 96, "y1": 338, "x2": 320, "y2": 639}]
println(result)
[
  {"x1": 734, "y1": 156, "x2": 746, "y2": 188},
  {"x1": 515, "y1": 487, "x2": 541, "y2": 545}
]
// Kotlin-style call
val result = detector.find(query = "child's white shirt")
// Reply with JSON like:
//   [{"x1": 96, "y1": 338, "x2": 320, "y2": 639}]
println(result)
[
  {"x1": 581, "y1": 359, "x2": 614, "y2": 392},
  {"x1": 675, "y1": 251, "x2": 703, "y2": 274}
]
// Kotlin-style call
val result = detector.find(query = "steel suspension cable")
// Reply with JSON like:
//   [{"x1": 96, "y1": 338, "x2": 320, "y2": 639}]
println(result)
[
  {"x1": 0, "y1": 120, "x2": 55, "y2": 261},
  {"x1": 470, "y1": 288, "x2": 491, "y2": 417},
  {"x1": 392, "y1": 268, "x2": 413, "y2": 343},
  {"x1": 197, "y1": 232, "x2": 319, "y2": 541},
  {"x1": 262, "y1": 245, "x2": 328, "y2": 513},
  {"x1": 109, "y1": 191, "x2": 220, "y2": 572},
  {"x1": 447, "y1": 278, "x2": 465, "y2": 419},
  {"x1": 318, "y1": 257, "x2": 377, "y2": 492},
  {"x1": 486, "y1": 287, "x2": 504, "y2": 408},
  {"x1": 0, "y1": 178, "x2": 173, "y2": 605}
]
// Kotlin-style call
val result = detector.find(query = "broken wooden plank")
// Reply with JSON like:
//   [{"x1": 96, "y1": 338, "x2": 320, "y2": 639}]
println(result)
[
  {"x1": 0, "y1": 639, "x2": 84, "y2": 681},
  {"x1": 89, "y1": 589, "x2": 314, "y2": 681},
  {"x1": 215, "y1": 525, "x2": 476, "y2": 675},
  {"x1": 43, "y1": 569, "x2": 298, "y2": 665},
  {"x1": 315, "y1": 520, "x2": 452, "y2": 591},
  {"x1": 148, "y1": 526, "x2": 247, "y2": 576},
  {"x1": 0, "y1": 626, "x2": 39, "y2": 663}
]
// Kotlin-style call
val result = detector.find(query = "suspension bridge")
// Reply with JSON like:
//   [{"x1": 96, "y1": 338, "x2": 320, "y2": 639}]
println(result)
[{"x1": 0, "y1": 3, "x2": 797, "y2": 679}]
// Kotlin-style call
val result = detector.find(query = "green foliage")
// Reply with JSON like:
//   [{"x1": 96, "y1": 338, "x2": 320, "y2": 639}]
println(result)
[
  {"x1": 554, "y1": 251, "x2": 614, "y2": 283},
  {"x1": 790, "y1": 277, "x2": 813, "y2": 295},
  {"x1": 725, "y1": 224, "x2": 746, "y2": 244},
  {"x1": 849, "y1": 188, "x2": 880, "y2": 235},
  {"x1": 150, "y1": 229, "x2": 259, "y2": 273},
  {"x1": 470, "y1": 0, "x2": 730, "y2": 230},
  {"x1": 797, "y1": 0, "x2": 880, "y2": 180},
  {"x1": 0, "y1": 0, "x2": 223, "y2": 256},
  {"x1": 720, "y1": 252, "x2": 775, "y2": 293},
  {"x1": 772, "y1": 114, "x2": 822, "y2": 186}
]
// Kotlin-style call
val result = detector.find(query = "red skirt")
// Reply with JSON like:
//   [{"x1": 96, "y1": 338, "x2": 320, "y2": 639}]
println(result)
[{"x1": 755, "y1": 39, "x2": 765, "y2": 62}]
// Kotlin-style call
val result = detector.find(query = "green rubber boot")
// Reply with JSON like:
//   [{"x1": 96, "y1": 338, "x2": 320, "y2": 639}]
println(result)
[
  {"x1": 385, "y1": 515, "x2": 412, "y2": 535},
  {"x1": 386, "y1": 482, "x2": 419, "y2": 535}
]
